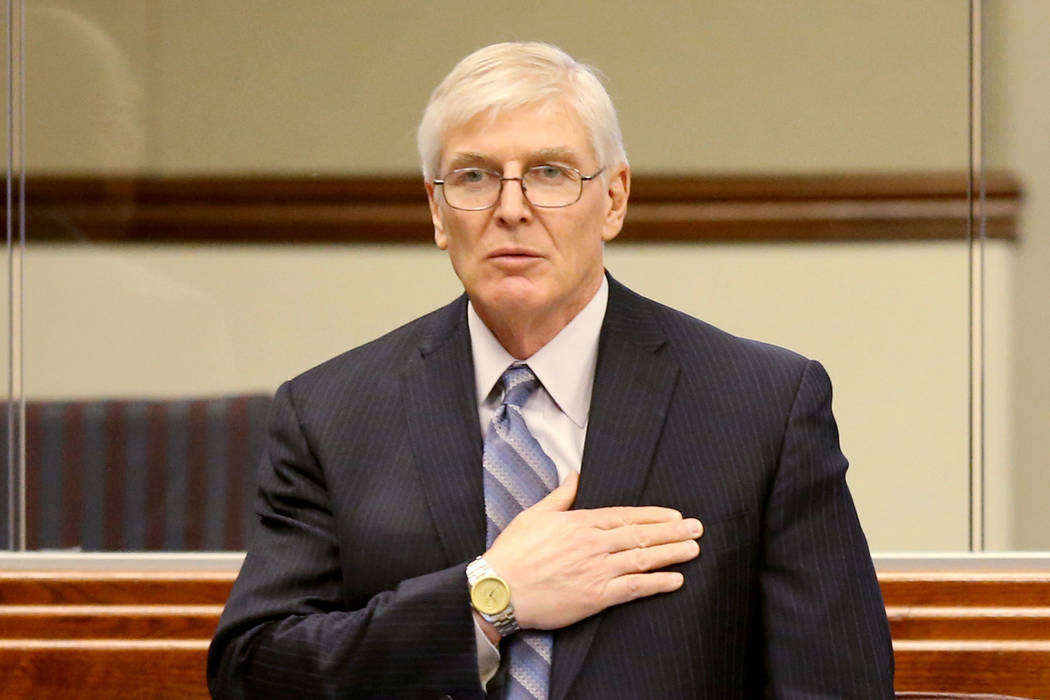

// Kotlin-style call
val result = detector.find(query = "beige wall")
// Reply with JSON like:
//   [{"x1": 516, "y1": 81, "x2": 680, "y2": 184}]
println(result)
[
  {"x1": 21, "y1": 1, "x2": 1046, "y2": 552},
  {"x1": 27, "y1": 240, "x2": 1015, "y2": 553},
  {"x1": 27, "y1": 0, "x2": 969, "y2": 174}
]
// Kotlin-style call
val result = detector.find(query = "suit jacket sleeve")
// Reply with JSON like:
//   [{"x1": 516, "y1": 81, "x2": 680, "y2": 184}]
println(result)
[
  {"x1": 207, "y1": 381, "x2": 485, "y2": 700},
  {"x1": 758, "y1": 360, "x2": 894, "y2": 697}
]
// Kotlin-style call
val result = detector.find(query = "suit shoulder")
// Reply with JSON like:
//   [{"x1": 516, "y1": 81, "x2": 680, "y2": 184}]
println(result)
[
  {"x1": 623, "y1": 289, "x2": 828, "y2": 434},
  {"x1": 638, "y1": 291, "x2": 811, "y2": 374}
]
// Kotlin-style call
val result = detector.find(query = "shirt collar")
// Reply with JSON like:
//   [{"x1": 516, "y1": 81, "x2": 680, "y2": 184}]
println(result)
[{"x1": 468, "y1": 276, "x2": 608, "y2": 428}]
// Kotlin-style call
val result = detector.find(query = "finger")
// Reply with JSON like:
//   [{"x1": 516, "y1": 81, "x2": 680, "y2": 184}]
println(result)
[
  {"x1": 602, "y1": 518, "x2": 703, "y2": 553},
  {"x1": 584, "y1": 505, "x2": 683, "y2": 530},
  {"x1": 531, "y1": 471, "x2": 578, "y2": 512},
  {"x1": 603, "y1": 571, "x2": 685, "y2": 607},
  {"x1": 606, "y1": 539, "x2": 700, "y2": 577}
]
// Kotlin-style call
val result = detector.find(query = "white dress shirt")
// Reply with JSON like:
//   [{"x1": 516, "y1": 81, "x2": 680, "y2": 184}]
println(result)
[{"x1": 467, "y1": 276, "x2": 609, "y2": 685}]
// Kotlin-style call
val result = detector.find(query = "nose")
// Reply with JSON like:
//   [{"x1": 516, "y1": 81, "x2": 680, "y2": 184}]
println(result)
[{"x1": 493, "y1": 176, "x2": 532, "y2": 225}]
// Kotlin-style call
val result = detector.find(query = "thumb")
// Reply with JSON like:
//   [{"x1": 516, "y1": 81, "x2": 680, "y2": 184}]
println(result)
[{"x1": 533, "y1": 471, "x2": 579, "y2": 512}]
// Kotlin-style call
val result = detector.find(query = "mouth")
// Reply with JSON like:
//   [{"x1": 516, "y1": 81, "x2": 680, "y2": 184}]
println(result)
[{"x1": 487, "y1": 248, "x2": 543, "y2": 262}]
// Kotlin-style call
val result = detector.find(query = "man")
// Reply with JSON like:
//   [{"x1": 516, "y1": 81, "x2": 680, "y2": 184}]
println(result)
[{"x1": 208, "y1": 42, "x2": 894, "y2": 699}]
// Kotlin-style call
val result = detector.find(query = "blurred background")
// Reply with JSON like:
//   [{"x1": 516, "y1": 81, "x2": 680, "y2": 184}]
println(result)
[{"x1": 3, "y1": 0, "x2": 1047, "y2": 553}]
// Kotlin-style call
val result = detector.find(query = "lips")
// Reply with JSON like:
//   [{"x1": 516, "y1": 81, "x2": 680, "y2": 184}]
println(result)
[{"x1": 487, "y1": 247, "x2": 542, "y2": 260}]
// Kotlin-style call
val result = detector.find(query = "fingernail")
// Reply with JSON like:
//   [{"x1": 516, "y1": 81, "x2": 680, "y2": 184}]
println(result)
[{"x1": 690, "y1": 519, "x2": 704, "y2": 537}]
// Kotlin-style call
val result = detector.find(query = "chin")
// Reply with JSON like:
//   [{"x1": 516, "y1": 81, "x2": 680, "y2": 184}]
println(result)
[{"x1": 472, "y1": 277, "x2": 550, "y2": 315}]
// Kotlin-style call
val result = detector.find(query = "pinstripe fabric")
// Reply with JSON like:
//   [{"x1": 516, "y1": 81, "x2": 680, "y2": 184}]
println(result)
[
  {"x1": 483, "y1": 366, "x2": 555, "y2": 700},
  {"x1": 209, "y1": 276, "x2": 893, "y2": 699}
]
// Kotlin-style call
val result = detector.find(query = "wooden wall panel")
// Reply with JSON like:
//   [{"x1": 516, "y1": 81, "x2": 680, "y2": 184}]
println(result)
[
  {"x1": 0, "y1": 641, "x2": 209, "y2": 699},
  {"x1": 881, "y1": 572, "x2": 1050, "y2": 697},
  {"x1": 894, "y1": 643, "x2": 1050, "y2": 697},
  {"x1": 0, "y1": 569, "x2": 1048, "y2": 697}
]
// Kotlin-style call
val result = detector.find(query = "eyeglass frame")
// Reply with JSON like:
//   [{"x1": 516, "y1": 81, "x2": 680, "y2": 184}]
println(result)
[{"x1": 432, "y1": 164, "x2": 606, "y2": 211}]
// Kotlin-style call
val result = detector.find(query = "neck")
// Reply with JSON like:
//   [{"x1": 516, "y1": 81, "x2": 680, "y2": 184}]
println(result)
[{"x1": 477, "y1": 312, "x2": 564, "y2": 360}]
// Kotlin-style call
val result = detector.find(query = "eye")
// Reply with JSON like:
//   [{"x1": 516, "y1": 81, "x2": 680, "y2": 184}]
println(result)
[
  {"x1": 533, "y1": 165, "x2": 567, "y2": 181},
  {"x1": 455, "y1": 168, "x2": 487, "y2": 184}
]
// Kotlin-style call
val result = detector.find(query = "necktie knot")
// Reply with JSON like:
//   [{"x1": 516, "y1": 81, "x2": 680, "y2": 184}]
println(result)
[{"x1": 499, "y1": 365, "x2": 541, "y2": 409}]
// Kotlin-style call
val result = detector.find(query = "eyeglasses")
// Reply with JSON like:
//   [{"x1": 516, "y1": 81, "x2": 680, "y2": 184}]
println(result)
[{"x1": 433, "y1": 164, "x2": 604, "y2": 211}]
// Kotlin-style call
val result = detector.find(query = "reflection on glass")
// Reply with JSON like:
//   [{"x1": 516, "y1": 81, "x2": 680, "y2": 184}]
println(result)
[
  {"x1": 21, "y1": 1, "x2": 994, "y2": 552},
  {"x1": 983, "y1": 2, "x2": 1050, "y2": 551},
  {"x1": 2, "y1": 0, "x2": 26, "y2": 552}
]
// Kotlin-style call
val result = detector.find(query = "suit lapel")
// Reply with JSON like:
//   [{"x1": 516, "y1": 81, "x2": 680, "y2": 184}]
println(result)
[
  {"x1": 550, "y1": 277, "x2": 680, "y2": 700},
  {"x1": 401, "y1": 296, "x2": 487, "y2": 566}
]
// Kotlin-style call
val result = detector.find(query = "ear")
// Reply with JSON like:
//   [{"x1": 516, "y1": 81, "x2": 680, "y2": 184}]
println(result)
[
  {"x1": 426, "y1": 181, "x2": 448, "y2": 250},
  {"x1": 601, "y1": 163, "x2": 630, "y2": 242}
]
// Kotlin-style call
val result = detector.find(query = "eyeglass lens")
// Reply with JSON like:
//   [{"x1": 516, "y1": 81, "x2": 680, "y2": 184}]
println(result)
[{"x1": 443, "y1": 166, "x2": 583, "y2": 209}]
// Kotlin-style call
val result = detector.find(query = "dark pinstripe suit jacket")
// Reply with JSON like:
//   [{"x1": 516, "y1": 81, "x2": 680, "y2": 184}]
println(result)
[{"x1": 208, "y1": 276, "x2": 894, "y2": 699}]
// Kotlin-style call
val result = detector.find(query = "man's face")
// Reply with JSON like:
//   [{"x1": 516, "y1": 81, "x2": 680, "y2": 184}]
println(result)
[{"x1": 426, "y1": 102, "x2": 629, "y2": 329}]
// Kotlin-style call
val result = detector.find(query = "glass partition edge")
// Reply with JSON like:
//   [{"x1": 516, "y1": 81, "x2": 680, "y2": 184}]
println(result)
[
  {"x1": 3, "y1": 0, "x2": 24, "y2": 552},
  {"x1": 968, "y1": 0, "x2": 987, "y2": 553}
]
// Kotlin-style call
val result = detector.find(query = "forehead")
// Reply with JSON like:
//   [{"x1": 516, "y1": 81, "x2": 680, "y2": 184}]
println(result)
[{"x1": 440, "y1": 101, "x2": 596, "y2": 170}]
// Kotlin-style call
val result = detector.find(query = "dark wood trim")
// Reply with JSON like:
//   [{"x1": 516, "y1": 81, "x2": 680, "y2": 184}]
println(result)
[
  {"x1": 27, "y1": 172, "x2": 1021, "y2": 244},
  {"x1": 879, "y1": 572, "x2": 1050, "y2": 607},
  {"x1": 0, "y1": 572, "x2": 234, "y2": 605},
  {"x1": 0, "y1": 605, "x2": 223, "y2": 639},
  {"x1": 887, "y1": 606, "x2": 1050, "y2": 640},
  {"x1": 2, "y1": 569, "x2": 1049, "y2": 696}
]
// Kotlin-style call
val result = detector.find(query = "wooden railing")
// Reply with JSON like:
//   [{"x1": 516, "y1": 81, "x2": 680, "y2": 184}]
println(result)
[{"x1": 1, "y1": 569, "x2": 1048, "y2": 698}]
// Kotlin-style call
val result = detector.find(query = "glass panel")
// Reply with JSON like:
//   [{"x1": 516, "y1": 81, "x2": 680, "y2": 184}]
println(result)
[
  {"x1": 982, "y1": 1, "x2": 1050, "y2": 551},
  {"x1": 23, "y1": 1, "x2": 974, "y2": 551},
  {"x1": 605, "y1": 1, "x2": 973, "y2": 552},
  {"x1": 1, "y1": 2, "x2": 9, "y2": 551},
  {"x1": 2, "y1": 0, "x2": 25, "y2": 552}
]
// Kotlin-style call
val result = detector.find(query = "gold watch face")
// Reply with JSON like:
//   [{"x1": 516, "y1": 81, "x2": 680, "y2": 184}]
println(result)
[{"x1": 471, "y1": 576, "x2": 510, "y2": 615}]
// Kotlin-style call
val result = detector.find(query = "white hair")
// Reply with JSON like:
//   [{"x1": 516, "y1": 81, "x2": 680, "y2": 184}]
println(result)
[{"x1": 417, "y1": 42, "x2": 627, "y2": 181}]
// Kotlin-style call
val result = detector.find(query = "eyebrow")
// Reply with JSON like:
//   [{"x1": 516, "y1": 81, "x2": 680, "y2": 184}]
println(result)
[
  {"x1": 445, "y1": 152, "x2": 495, "y2": 171},
  {"x1": 444, "y1": 147, "x2": 583, "y2": 172},
  {"x1": 530, "y1": 147, "x2": 581, "y2": 164}
]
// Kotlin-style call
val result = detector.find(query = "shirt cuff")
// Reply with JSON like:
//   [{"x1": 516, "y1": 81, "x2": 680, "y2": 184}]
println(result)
[{"x1": 473, "y1": 614, "x2": 501, "y2": 686}]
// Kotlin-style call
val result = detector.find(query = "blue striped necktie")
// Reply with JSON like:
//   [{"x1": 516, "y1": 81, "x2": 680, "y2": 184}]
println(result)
[{"x1": 483, "y1": 365, "x2": 558, "y2": 700}]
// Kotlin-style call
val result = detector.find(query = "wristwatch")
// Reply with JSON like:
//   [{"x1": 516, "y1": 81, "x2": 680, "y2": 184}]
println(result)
[{"x1": 467, "y1": 556, "x2": 520, "y2": 637}]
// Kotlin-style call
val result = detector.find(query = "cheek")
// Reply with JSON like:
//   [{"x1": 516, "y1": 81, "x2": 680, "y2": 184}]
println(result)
[
  {"x1": 444, "y1": 234, "x2": 482, "y2": 281},
  {"x1": 564, "y1": 224, "x2": 606, "y2": 266}
]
